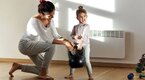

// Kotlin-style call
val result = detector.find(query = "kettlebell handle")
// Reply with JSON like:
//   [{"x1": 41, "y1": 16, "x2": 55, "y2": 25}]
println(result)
[{"x1": 142, "y1": 53, "x2": 145, "y2": 58}]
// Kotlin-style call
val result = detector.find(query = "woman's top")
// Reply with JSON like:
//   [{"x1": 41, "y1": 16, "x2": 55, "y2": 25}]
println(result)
[
  {"x1": 21, "y1": 17, "x2": 61, "y2": 43},
  {"x1": 71, "y1": 23, "x2": 90, "y2": 46}
]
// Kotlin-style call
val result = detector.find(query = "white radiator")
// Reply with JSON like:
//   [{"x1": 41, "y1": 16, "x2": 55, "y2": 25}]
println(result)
[{"x1": 90, "y1": 30, "x2": 125, "y2": 59}]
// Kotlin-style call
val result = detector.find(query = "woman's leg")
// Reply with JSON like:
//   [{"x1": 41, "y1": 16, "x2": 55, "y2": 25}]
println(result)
[
  {"x1": 9, "y1": 62, "x2": 22, "y2": 77},
  {"x1": 21, "y1": 54, "x2": 43, "y2": 74},
  {"x1": 24, "y1": 40, "x2": 55, "y2": 76},
  {"x1": 84, "y1": 44, "x2": 93, "y2": 80},
  {"x1": 38, "y1": 44, "x2": 55, "y2": 78},
  {"x1": 9, "y1": 39, "x2": 55, "y2": 79},
  {"x1": 9, "y1": 54, "x2": 44, "y2": 77},
  {"x1": 27, "y1": 48, "x2": 55, "y2": 80}
]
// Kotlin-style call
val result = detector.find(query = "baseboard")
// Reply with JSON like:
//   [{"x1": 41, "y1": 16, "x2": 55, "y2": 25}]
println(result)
[
  {"x1": 0, "y1": 58, "x2": 32, "y2": 63},
  {"x1": 91, "y1": 62, "x2": 136, "y2": 68},
  {"x1": 0, "y1": 58, "x2": 136, "y2": 68}
]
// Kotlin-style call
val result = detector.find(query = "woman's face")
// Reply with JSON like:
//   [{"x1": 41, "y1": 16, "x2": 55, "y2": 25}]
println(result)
[
  {"x1": 43, "y1": 10, "x2": 55, "y2": 22},
  {"x1": 77, "y1": 12, "x2": 87, "y2": 24}
]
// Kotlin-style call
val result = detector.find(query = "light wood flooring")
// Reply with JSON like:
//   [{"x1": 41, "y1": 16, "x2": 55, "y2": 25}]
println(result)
[{"x1": 0, "y1": 62, "x2": 134, "y2": 80}]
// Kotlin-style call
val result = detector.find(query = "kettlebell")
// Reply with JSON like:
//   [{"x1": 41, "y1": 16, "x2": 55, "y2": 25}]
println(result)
[{"x1": 68, "y1": 47, "x2": 85, "y2": 68}]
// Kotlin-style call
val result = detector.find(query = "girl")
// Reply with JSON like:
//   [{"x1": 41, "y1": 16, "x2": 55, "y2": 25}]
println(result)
[{"x1": 65, "y1": 6, "x2": 93, "y2": 80}]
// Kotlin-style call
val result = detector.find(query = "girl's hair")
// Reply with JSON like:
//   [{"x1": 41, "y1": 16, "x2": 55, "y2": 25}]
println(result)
[
  {"x1": 76, "y1": 6, "x2": 87, "y2": 17},
  {"x1": 38, "y1": 0, "x2": 55, "y2": 14}
]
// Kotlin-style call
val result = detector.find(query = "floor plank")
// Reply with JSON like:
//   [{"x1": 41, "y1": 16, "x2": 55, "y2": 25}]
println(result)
[{"x1": 0, "y1": 62, "x2": 134, "y2": 80}]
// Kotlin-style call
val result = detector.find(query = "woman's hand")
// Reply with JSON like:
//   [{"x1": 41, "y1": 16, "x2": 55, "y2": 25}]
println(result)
[{"x1": 63, "y1": 39, "x2": 74, "y2": 51}]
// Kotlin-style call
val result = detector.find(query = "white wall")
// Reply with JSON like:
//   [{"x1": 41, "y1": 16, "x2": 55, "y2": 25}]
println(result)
[
  {"x1": 0, "y1": 0, "x2": 145, "y2": 64},
  {"x1": 0, "y1": 0, "x2": 38, "y2": 59}
]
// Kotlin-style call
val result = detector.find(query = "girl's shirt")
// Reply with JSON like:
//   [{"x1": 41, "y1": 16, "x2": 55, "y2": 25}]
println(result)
[
  {"x1": 21, "y1": 17, "x2": 61, "y2": 43},
  {"x1": 71, "y1": 23, "x2": 90, "y2": 46}
]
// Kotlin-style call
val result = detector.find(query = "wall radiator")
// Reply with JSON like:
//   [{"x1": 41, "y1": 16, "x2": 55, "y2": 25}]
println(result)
[{"x1": 90, "y1": 30, "x2": 125, "y2": 59}]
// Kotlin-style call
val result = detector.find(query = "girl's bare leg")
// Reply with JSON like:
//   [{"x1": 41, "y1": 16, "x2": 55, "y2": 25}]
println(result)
[
  {"x1": 64, "y1": 74, "x2": 73, "y2": 80},
  {"x1": 88, "y1": 77, "x2": 94, "y2": 80},
  {"x1": 88, "y1": 74, "x2": 93, "y2": 80}
]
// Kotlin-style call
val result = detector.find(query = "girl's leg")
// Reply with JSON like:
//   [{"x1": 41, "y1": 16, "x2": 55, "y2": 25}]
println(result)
[
  {"x1": 65, "y1": 52, "x2": 75, "y2": 79},
  {"x1": 84, "y1": 44, "x2": 93, "y2": 80},
  {"x1": 65, "y1": 68, "x2": 75, "y2": 79}
]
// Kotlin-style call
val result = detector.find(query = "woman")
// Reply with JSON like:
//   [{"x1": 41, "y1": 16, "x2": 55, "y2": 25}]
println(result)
[{"x1": 9, "y1": 0, "x2": 73, "y2": 80}]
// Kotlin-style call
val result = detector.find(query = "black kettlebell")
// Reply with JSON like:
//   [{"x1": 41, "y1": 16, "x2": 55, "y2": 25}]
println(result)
[{"x1": 68, "y1": 47, "x2": 85, "y2": 68}]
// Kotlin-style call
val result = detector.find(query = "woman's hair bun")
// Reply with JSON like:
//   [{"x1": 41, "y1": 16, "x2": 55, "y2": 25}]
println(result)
[
  {"x1": 39, "y1": 0, "x2": 46, "y2": 3},
  {"x1": 78, "y1": 6, "x2": 83, "y2": 10}
]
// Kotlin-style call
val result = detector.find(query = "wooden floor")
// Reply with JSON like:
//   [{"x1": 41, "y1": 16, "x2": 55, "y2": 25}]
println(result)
[{"x1": 0, "y1": 62, "x2": 134, "y2": 80}]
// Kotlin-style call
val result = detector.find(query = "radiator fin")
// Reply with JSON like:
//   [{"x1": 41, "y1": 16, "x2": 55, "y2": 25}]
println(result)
[{"x1": 91, "y1": 30, "x2": 125, "y2": 38}]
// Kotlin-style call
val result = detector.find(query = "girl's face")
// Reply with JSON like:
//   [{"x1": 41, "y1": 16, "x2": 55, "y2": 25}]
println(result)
[{"x1": 77, "y1": 12, "x2": 87, "y2": 24}]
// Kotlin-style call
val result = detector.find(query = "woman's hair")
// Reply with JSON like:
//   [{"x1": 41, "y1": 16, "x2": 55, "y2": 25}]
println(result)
[
  {"x1": 38, "y1": 0, "x2": 55, "y2": 14},
  {"x1": 76, "y1": 6, "x2": 87, "y2": 17}
]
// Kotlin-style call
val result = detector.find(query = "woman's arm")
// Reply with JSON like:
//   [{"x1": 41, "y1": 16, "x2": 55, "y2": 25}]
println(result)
[
  {"x1": 52, "y1": 38, "x2": 74, "y2": 51},
  {"x1": 49, "y1": 20, "x2": 61, "y2": 39}
]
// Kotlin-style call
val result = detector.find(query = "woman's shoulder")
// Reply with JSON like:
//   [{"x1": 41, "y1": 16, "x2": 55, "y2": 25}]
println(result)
[
  {"x1": 30, "y1": 14, "x2": 41, "y2": 22},
  {"x1": 27, "y1": 17, "x2": 40, "y2": 25},
  {"x1": 30, "y1": 17, "x2": 40, "y2": 21}
]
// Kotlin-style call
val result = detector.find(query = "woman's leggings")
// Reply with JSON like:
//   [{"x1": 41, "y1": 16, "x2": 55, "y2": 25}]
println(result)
[
  {"x1": 69, "y1": 44, "x2": 92, "y2": 77},
  {"x1": 18, "y1": 39, "x2": 55, "y2": 75}
]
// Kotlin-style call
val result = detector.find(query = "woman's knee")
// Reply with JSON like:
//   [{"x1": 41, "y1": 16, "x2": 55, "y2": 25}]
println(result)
[
  {"x1": 50, "y1": 44, "x2": 56, "y2": 50},
  {"x1": 51, "y1": 44, "x2": 56, "y2": 48}
]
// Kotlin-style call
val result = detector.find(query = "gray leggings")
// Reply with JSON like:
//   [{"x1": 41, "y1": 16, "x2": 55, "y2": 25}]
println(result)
[
  {"x1": 18, "y1": 39, "x2": 55, "y2": 75},
  {"x1": 69, "y1": 44, "x2": 92, "y2": 77}
]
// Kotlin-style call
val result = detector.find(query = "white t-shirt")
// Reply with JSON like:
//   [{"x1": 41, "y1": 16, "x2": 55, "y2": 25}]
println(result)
[
  {"x1": 71, "y1": 23, "x2": 90, "y2": 46},
  {"x1": 21, "y1": 17, "x2": 61, "y2": 43}
]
